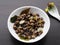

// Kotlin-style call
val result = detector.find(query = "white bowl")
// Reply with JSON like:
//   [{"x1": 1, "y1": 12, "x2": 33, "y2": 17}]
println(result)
[{"x1": 7, "y1": 6, "x2": 50, "y2": 43}]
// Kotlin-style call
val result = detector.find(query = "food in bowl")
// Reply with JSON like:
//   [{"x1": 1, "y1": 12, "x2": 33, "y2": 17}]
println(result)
[{"x1": 10, "y1": 8, "x2": 45, "y2": 40}]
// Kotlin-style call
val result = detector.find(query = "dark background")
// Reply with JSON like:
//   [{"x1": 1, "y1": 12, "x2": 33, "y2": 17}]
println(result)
[{"x1": 0, "y1": 0, "x2": 60, "y2": 45}]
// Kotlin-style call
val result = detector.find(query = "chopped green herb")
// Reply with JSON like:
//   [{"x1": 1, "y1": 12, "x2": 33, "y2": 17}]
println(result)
[
  {"x1": 20, "y1": 8, "x2": 30, "y2": 15},
  {"x1": 48, "y1": 6, "x2": 54, "y2": 10},
  {"x1": 48, "y1": 2, "x2": 54, "y2": 10},
  {"x1": 19, "y1": 36, "x2": 29, "y2": 40},
  {"x1": 10, "y1": 15, "x2": 17, "y2": 23}
]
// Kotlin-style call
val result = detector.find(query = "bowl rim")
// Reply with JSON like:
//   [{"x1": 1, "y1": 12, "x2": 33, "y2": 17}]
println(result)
[{"x1": 7, "y1": 6, "x2": 50, "y2": 43}]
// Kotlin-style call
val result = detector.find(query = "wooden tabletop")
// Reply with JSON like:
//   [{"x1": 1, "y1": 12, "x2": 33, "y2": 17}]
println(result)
[{"x1": 0, "y1": 0, "x2": 60, "y2": 45}]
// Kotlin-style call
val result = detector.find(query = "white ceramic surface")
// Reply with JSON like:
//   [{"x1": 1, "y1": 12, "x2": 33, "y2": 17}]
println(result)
[
  {"x1": 7, "y1": 6, "x2": 50, "y2": 43},
  {"x1": 48, "y1": 5, "x2": 60, "y2": 21}
]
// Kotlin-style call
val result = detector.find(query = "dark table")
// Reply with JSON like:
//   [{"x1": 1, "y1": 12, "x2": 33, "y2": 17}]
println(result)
[{"x1": 0, "y1": 0, "x2": 60, "y2": 45}]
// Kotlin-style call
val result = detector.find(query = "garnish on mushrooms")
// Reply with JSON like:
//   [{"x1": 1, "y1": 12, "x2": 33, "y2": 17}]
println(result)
[
  {"x1": 20, "y1": 8, "x2": 30, "y2": 15},
  {"x1": 10, "y1": 15, "x2": 17, "y2": 23}
]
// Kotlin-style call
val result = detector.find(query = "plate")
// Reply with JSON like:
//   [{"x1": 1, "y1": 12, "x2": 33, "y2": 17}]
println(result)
[{"x1": 7, "y1": 6, "x2": 50, "y2": 43}]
